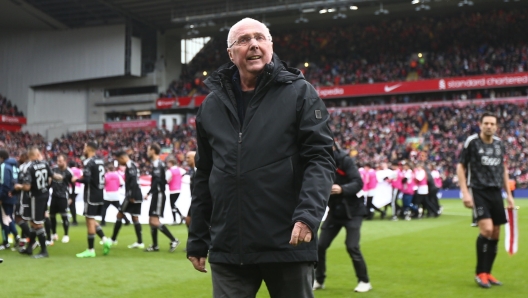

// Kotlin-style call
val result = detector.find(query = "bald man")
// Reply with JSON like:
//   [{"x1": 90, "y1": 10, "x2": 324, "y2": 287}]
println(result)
[{"x1": 186, "y1": 18, "x2": 335, "y2": 298}]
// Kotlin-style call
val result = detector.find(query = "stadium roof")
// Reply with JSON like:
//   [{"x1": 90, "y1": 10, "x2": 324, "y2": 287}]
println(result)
[{"x1": 1, "y1": 0, "x2": 525, "y2": 34}]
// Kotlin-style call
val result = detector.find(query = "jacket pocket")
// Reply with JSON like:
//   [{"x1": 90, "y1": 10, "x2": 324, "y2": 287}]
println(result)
[
  {"x1": 208, "y1": 165, "x2": 238, "y2": 253},
  {"x1": 241, "y1": 156, "x2": 297, "y2": 252}
]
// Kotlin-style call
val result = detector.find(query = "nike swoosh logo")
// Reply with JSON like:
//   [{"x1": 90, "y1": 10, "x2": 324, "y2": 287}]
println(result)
[{"x1": 384, "y1": 84, "x2": 402, "y2": 92}]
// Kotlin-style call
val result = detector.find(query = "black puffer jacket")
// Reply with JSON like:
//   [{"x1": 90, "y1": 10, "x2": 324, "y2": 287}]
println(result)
[
  {"x1": 328, "y1": 150, "x2": 366, "y2": 219},
  {"x1": 187, "y1": 54, "x2": 336, "y2": 265}
]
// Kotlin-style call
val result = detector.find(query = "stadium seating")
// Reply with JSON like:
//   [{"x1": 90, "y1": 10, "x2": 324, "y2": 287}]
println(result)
[
  {"x1": 163, "y1": 9, "x2": 528, "y2": 97},
  {"x1": 1, "y1": 98, "x2": 527, "y2": 188},
  {"x1": 0, "y1": 94, "x2": 24, "y2": 117}
]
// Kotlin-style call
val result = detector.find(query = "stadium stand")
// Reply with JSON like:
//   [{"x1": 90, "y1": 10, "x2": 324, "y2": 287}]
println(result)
[
  {"x1": 0, "y1": 94, "x2": 24, "y2": 117},
  {"x1": 162, "y1": 9, "x2": 528, "y2": 97},
  {"x1": 1, "y1": 98, "x2": 527, "y2": 188}
]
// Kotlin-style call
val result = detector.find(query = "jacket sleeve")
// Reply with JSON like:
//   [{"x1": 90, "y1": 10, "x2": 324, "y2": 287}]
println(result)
[
  {"x1": 292, "y1": 82, "x2": 336, "y2": 234},
  {"x1": 340, "y1": 157, "x2": 363, "y2": 197},
  {"x1": 0, "y1": 164, "x2": 13, "y2": 198},
  {"x1": 187, "y1": 107, "x2": 214, "y2": 258}
]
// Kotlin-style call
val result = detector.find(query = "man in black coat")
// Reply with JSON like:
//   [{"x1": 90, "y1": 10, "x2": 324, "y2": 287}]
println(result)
[
  {"x1": 314, "y1": 147, "x2": 372, "y2": 293},
  {"x1": 186, "y1": 17, "x2": 335, "y2": 298}
]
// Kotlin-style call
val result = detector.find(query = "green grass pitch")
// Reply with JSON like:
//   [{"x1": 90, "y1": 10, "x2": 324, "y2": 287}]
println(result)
[{"x1": 1, "y1": 200, "x2": 526, "y2": 298}]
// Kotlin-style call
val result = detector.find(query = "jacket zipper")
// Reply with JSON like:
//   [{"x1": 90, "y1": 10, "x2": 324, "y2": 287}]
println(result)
[{"x1": 237, "y1": 131, "x2": 243, "y2": 265}]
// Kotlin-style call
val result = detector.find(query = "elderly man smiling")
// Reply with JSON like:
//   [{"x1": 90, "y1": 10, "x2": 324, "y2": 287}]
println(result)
[{"x1": 186, "y1": 18, "x2": 335, "y2": 298}]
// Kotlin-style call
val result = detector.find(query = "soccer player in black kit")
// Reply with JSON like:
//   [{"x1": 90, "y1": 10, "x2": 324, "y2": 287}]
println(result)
[
  {"x1": 13, "y1": 151, "x2": 32, "y2": 247},
  {"x1": 144, "y1": 143, "x2": 180, "y2": 252},
  {"x1": 76, "y1": 142, "x2": 113, "y2": 258},
  {"x1": 19, "y1": 147, "x2": 55, "y2": 258},
  {"x1": 457, "y1": 112, "x2": 515, "y2": 288},
  {"x1": 111, "y1": 150, "x2": 144, "y2": 249},
  {"x1": 50, "y1": 154, "x2": 76, "y2": 244}
]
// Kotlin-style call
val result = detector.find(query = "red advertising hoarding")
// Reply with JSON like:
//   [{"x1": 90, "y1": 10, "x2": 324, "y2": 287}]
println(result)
[
  {"x1": 156, "y1": 72, "x2": 528, "y2": 109},
  {"x1": 0, "y1": 115, "x2": 27, "y2": 132},
  {"x1": 1, "y1": 115, "x2": 27, "y2": 124},
  {"x1": 315, "y1": 72, "x2": 528, "y2": 99},
  {"x1": 103, "y1": 119, "x2": 157, "y2": 130},
  {"x1": 156, "y1": 96, "x2": 207, "y2": 109}
]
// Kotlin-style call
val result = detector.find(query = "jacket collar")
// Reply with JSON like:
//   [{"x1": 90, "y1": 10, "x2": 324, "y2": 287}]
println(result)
[
  {"x1": 204, "y1": 53, "x2": 304, "y2": 121},
  {"x1": 205, "y1": 53, "x2": 304, "y2": 94}
]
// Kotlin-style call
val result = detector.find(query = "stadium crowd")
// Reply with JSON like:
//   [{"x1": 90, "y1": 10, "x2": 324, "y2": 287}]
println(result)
[
  {"x1": 330, "y1": 101, "x2": 528, "y2": 189},
  {"x1": 162, "y1": 9, "x2": 528, "y2": 97},
  {"x1": 0, "y1": 101, "x2": 527, "y2": 189},
  {"x1": 0, "y1": 94, "x2": 24, "y2": 117}
]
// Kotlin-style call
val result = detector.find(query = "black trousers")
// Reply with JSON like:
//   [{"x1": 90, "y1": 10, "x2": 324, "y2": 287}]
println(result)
[
  {"x1": 429, "y1": 189, "x2": 440, "y2": 215},
  {"x1": 366, "y1": 196, "x2": 384, "y2": 219},
  {"x1": 316, "y1": 215, "x2": 369, "y2": 284},
  {"x1": 211, "y1": 262, "x2": 314, "y2": 298},
  {"x1": 69, "y1": 193, "x2": 78, "y2": 223},
  {"x1": 414, "y1": 193, "x2": 437, "y2": 216}
]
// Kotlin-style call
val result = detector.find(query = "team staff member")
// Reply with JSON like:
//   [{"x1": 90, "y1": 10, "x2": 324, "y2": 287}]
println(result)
[
  {"x1": 187, "y1": 18, "x2": 335, "y2": 298},
  {"x1": 0, "y1": 149, "x2": 20, "y2": 250},
  {"x1": 14, "y1": 151, "x2": 32, "y2": 247},
  {"x1": 457, "y1": 112, "x2": 515, "y2": 288},
  {"x1": 314, "y1": 146, "x2": 371, "y2": 293}
]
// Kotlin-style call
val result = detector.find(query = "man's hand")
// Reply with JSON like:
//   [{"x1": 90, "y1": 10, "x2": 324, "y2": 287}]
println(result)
[
  {"x1": 144, "y1": 194, "x2": 149, "y2": 201},
  {"x1": 188, "y1": 256, "x2": 208, "y2": 273},
  {"x1": 461, "y1": 192, "x2": 473, "y2": 209},
  {"x1": 68, "y1": 199, "x2": 72, "y2": 205},
  {"x1": 506, "y1": 195, "x2": 515, "y2": 209},
  {"x1": 289, "y1": 221, "x2": 312, "y2": 246},
  {"x1": 14, "y1": 184, "x2": 23, "y2": 191},
  {"x1": 129, "y1": 199, "x2": 135, "y2": 203},
  {"x1": 71, "y1": 176, "x2": 77, "y2": 183},
  {"x1": 331, "y1": 184, "x2": 342, "y2": 195}
]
